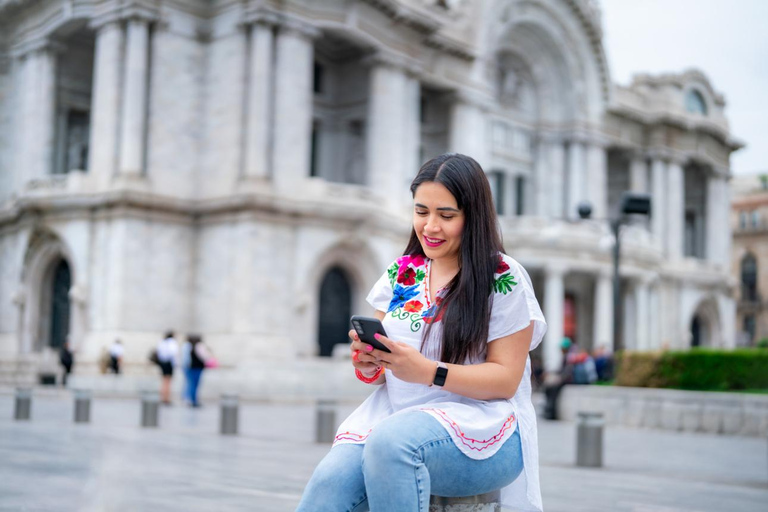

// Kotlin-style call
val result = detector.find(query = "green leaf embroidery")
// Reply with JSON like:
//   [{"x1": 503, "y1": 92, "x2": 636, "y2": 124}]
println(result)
[
  {"x1": 494, "y1": 273, "x2": 518, "y2": 294},
  {"x1": 387, "y1": 262, "x2": 399, "y2": 288},
  {"x1": 415, "y1": 269, "x2": 426, "y2": 283}
]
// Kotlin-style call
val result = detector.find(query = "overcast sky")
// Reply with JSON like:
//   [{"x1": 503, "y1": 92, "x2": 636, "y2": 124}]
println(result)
[{"x1": 600, "y1": 0, "x2": 768, "y2": 175}]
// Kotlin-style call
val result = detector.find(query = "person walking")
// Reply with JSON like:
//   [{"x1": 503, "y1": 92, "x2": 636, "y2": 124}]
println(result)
[
  {"x1": 156, "y1": 331, "x2": 178, "y2": 405},
  {"x1": 297, "y1": 154, "x2": 547, "y2": 512},
  {"x1": 59, "y1": 339, "x2": 74, "y2": 387},
  {"x1": 186, "y1": 334, "x2": 214, "y2": 408},
  {"x1": 108, "y1": 339, "x2": 124, "y2": 374}
]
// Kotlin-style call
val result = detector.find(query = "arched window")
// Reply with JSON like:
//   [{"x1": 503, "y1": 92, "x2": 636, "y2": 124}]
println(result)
[
  {"x1": 317, "y1": 266, "x2": 352, "y2": 357},
  {"x1": 685, "y1": 89, "x2": 708, "y2": 116},
  {"x1": 741, "y1": 253, "x2": 758, "y2": 301}
]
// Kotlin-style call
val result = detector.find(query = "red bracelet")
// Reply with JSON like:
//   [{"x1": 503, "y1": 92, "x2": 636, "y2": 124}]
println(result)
[{"x1": 355, "y1": 366, "x2": 383, "y2": 384}]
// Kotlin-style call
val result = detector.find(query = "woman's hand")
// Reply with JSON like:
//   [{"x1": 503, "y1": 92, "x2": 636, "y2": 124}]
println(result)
[
  {"x1": 348, "y1": 329, "x2": 382, "y2": 377},
  {"x1": 369, "y1": 334, "x2": 436, "y2": 386}
]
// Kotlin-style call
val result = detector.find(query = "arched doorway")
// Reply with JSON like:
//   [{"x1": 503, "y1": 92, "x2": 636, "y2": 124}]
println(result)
[
  {"x1": 690, "y1": 315, "x2": 702, "y2": 347},
  {"x1": 689, "y1": 298, "x2": 720, "y2": 348},
  {"x1": 49, "y1": 259, "x2": 71, "y2": 349},
  {"x1": 317, "y1": 266, "x2": 352, "y2": 357}
]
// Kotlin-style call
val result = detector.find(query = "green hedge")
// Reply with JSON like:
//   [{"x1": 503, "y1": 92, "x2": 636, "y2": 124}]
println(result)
[{"x1": 615, "y1": 349, "x2": 768, "y2": 391}]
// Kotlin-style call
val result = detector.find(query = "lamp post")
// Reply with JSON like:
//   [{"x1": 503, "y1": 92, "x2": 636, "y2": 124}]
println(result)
[{"x1": 579, "y1": 192, "x2": 651, "y2": 352}]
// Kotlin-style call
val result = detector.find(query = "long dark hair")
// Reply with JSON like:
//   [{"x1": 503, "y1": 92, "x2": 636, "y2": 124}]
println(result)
[{"x1": 404, "y1": 153, "x2": 505, "y2": 364}]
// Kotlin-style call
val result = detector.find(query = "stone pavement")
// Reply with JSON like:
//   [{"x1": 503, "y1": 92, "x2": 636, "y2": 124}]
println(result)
[{"x1": 1, "y1": 388, "x2": 767, "y2": 512}]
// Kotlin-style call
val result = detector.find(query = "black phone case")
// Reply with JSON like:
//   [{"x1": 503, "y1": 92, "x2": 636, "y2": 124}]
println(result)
[{"x1": 350, "y1": 315, "x2": 391, "y2": 353}]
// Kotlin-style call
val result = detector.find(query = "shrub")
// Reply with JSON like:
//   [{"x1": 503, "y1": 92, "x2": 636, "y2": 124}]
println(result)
[
  {"x1": 757, "y1": 338, "x2": 768, "y2": 349},
  {"x1": 615, "y1": 348, "x2": 768, "y2": 391}
]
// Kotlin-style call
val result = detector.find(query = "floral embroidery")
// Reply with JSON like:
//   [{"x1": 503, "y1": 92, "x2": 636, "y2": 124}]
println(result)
[
  {"x1": 397, "y1": 267, "x2": 417, "y2": 285},
  {"x1": 391, "y1": 307, "x2": 425, "y2": 332},
  {"x1": 422, "y1": 295, "x2": 445, "y2": 325},
  {"x1": 387, "y1": 284, "x2": 419, "y2": 313},
  {"x1": 404, "y1": 300, "x2": 423, "y2": 313},
  {"x1": 493, "y1": 256, "x2": 517, "y2": 294},
  {"x1": 397, "y1": 254, "x2": 425, "y2": 269},
  {"x1": 387, "y1": 262, "x2": 399, "y2": 288}
]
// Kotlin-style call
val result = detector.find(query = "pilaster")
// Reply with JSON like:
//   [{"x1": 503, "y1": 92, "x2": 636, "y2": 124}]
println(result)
[
  {"x1": 666, "y1": 158, "x2": 685, "y2": 259},
  {"x1": 650, "y1": 157, "x2": 667, "y2": 253},
  {"x1": 243, "y1": 19, "x2": 276, "y2": 181},
  {"x1": 544, "y1": 264, "x2": 566, "y2": 373},
  {"x1": 118, "y1": 18, "x2": 151, "y2": 177},
  {"x1": 594, "y1": 269, "x2": 614, "y2": 354}
]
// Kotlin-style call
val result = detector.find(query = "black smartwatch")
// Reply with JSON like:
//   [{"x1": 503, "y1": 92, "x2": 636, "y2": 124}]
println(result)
[{"x1": 432, "y1": 361, "x2": 448, "y2": 387}]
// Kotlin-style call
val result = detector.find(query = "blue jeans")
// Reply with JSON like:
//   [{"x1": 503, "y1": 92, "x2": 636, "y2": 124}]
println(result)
[
  {"x1": 187, "y1": 368, "x2": 203, "y2": 406},
  {"x1": 296, "y1": 411, "x2": 523, "y2": 512}
]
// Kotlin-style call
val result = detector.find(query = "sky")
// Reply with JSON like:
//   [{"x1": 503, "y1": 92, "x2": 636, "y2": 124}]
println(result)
[{"x1": 600, "y1": 0, "x2": 768, "y2": 175}]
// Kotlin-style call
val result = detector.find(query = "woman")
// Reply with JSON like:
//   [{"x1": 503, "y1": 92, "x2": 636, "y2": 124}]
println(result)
[
  {"x1": 186, "y1": 334, "x2": 214, "y2": 408},
  {"x1": 156, "y1": 331, "x2": 178, "y2": 405},
  {"x1": 297, "y1": 154, "x2": 547, "y2": 512}
]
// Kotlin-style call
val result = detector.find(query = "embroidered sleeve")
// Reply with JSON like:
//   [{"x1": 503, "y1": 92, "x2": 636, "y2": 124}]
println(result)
[
  {"x1": 366, "y1": 260, "x2": 399, "y2": 312},
  {"x1": 488, "y1": 255, "x2": 547, "y2": 350}
]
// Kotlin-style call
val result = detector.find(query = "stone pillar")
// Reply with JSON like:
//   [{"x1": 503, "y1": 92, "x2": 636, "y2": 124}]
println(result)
[
  {"x1": 629, "y1": 154, "x2": 648, "y2": 193},
  {"x1": 244, "y1": 20, "x2": 275, "y2": 180},
  {"x1": 566, "y1": 140, "x2": 586, "y2": 220},
  {"x1": 542, "y1": 140, "x2": 565, "y2": 219},
  {"x1": 367, "y1": 58, "x2": 410, "y2": 205},
  {"x1": 544, "y1": 265, "x2": 565, "y2": 373},
  {"x1": 403, "y1": 74, "x2": 421, "y2": 189},
  {"x1": 118, "y1": 18, "x2": 151, "y2": 176},
  {"x1": 18, "y1": 44, "x2": 57, "y2": 182},
  {"x1": 272, "y1": 20, "x2": 317, "y2": 190},
  {"x1": 88, "y1": 21, "x2": 123, "y2": 184},
  {"x1": 666, "y1": 159, "x2": 685, "y2": 259},
  {"x1": 706, "y1": 175, "x2": 726, "y2": 267},
  {"x1": 586, "y1": 143, "x2": 608, "y2": 220},
  {"x1": 650, "y1": 158, "x2": 667, "y2": 252},
  {"x1": 593, "y1": 270, "x2": 614, "y2": 354},
  {"x1": 449, "y1": 95, "x2": 487, "y2": 166},
  {"x1": 634, "y1": 279, "x2": 650, "y2": 351}
]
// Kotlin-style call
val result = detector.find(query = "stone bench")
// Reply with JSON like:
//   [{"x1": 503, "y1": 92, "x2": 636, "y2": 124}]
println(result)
[{"x1": 430, "y1": 490, "x2": 500, "y2": 511}]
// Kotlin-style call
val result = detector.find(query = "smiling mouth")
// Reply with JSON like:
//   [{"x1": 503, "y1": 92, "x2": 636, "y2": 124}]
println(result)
[{"x1": 423, "y1": 236, "x2": 446, "y2": 247}]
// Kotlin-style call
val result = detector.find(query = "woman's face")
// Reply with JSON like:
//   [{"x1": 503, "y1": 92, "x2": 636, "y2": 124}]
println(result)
[{"x1": 413, "y1": 182, "x2": 465, "y2": 263}]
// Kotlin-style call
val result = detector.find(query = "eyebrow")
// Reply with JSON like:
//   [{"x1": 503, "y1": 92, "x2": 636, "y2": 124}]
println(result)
[{"x1": 414, "y1": 203, "x2": 460, "y2": 212}]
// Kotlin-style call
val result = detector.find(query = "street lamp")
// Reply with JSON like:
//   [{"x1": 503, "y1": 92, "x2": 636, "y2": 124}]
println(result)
[{"x1": 579, "y1": 192, "x2": 651, "y2": 352}]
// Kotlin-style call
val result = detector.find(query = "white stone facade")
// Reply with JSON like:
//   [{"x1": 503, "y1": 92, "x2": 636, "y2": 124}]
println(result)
[{"x1": 0, "y1": 0, "x2": 742, "y2": 381}]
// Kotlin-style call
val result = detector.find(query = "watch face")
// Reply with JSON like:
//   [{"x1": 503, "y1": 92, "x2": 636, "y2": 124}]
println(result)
[{"x1": 434, "y1": 365, "x2": 448, "y2": 387}]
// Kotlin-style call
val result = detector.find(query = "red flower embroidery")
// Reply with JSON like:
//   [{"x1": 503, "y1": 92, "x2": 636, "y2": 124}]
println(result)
[
  {"x1": 396, "y1": 254, "x2": 426, "y2": 269},
  {"x1": 404, "y1": 300, "x2": 423, "y2": 313},
  {"x1": 496, "y1": 257, "x2": 510, "y2": 274},
  {"x1": 397, "y1": 267, "x2": 417, "y2": 285}
]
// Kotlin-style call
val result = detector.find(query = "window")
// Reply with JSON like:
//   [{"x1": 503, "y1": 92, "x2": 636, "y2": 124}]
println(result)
[
  {"x1": 515, "y1": 175, "x2": 525, "y2": 216},
  {"x1": 739, "y1": 211, "x2": 748, "y2": 230},
  {"x1": 310, "y1": 122, "x2": 319, "y2": 177},
  {"x1": 743, "y1": 315, "x2": 756, "y2": 345},
  {"x1": 741, "y1": 253, "x2": 758, "y2": 301},
  {"x1": 685, "y1": 89, "x2": 707, "y2": 116},
  {"x1": 751, "y1": 210, "x2": 761, "y2": 229},
  {"x1": 313, "y1": 62, "x2": 324, "y2": 94}
]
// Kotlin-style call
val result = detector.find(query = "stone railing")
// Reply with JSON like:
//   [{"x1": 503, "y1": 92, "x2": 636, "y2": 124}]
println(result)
[{"x1": 558, "y1": 384, "x2": 768, "y2": 437}]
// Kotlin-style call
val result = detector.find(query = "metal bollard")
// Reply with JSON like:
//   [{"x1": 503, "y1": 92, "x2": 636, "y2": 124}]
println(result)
[
  {"x1": 220, "y1": 395, "x2": 239, "y2": 436},
  {"x1": 430, "y1": 490, "x2": 501, "y2": 511},
  {"x1": 316, "y1": 399, "x2": 337, "y2": 443},
  {"x1": 576, "y1": 411, "x2": 604, "y2": 468},
  {"x1": 14, "y1": 388, "x2": 32, "y2": 421},
  {"x1": 141, "y1": 392, "x2": 160, "y2": 428},
  {"x1": 73, "y1": 389, "x2": 91, "y2": 423}
]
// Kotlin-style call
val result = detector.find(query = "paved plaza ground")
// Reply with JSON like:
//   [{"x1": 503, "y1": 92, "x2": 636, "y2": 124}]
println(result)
[{"x1": 1, "y1": 388, "x2": 767, "y2": 512}]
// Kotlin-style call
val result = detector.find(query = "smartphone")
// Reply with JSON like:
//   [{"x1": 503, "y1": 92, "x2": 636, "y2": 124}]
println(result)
[{"x1": 350, "y1": 315, "x2": 391, "y2": 353}]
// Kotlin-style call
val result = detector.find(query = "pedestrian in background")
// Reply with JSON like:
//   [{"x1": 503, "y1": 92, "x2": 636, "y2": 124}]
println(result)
[
  {"x1": 59, "y1": 339, "x2": 74, "y2": 387},
  {"x1": 156, "y1": 331, "x2": 179, "y2": 405},
  {"x1": 108, "y1": 339, "x2": 124, "y2": 374},
  {"x1": 187, "y1": 334, "x2": 215, "y2": 408},
  {"x1": 180, "y1": 336, "x2": 193, "y2": 403}
]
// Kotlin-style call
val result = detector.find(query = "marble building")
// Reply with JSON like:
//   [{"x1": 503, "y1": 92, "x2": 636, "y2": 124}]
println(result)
[{"x1": 0, "y1": 0, "x2": 743, "y2": 383}]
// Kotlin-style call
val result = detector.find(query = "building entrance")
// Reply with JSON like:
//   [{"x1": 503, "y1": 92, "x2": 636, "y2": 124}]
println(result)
[{"x1": 317, "y1": 266, "x2": 352, "y2": 357}]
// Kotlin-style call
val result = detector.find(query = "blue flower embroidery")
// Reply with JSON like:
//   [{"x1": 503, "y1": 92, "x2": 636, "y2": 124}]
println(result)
[{"x1": 388, "y1": 284, "x2": 419, "y2": 313}]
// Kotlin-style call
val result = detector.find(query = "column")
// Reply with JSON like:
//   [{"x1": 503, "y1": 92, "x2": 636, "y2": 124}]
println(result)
[
  {"x1": 634, "y1": 279, "x2": 650, "y2": 351},
  {"x1": 367, "y1": 56, "x2": 410, "y2": 204},
  {"x1": 566, "y1": 140, "x2": 586, "y2": 220},
  {"x1": 402, "y1": 74, "x2": 421, "y2": 190},
  {"x1": 629, "y1": 153, "x2": 648, "y2": 193},
  {"x1": 593, "y1": 270, "x2": 614, "y2": 354},
  {"x1": 706, "y1": 175, "x2": 725, "y2": 266},
  {"x1": 545, "y1": 140, "x2": 566, "y2": 218},
  {"x1": 650, "y1": 158, "x2": 667, "y2": 252},
  {"x1": 244, "y1": 20, "x2": 275, "y2": 180},
  {"x1": 17, "y1": 45, "x2": 57, "y2": 182},
  {"x1": 586, "y1": 143, "x2": 608, "y2": 219},
  {"x1": 543, "y1": 265, "x2": 565, "y2": 373},
  {"x1": 449, "y1": 96, "x2": 486, "y2": 165},
  {"x1": 88, "y1": 21, "x2": 123, "y2": 184},
  {"x1": 118, "y1": 18, "x2": 150, "y2": 176},
  {"x1": 666, "y1": 159, "x2": 685, "y2": 259},
  {"x1": 272, "y1": 20, "x2": 317, "y2": 190}
]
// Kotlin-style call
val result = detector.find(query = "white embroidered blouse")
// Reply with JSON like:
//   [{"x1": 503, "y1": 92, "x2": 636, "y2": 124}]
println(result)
[{"x1": 333, "y1": 253, "x2": 547, "y2": 512}]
